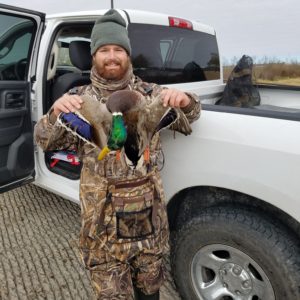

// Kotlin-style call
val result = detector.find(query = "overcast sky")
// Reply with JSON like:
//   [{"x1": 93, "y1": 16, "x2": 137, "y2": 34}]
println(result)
[{"x1": 1, "y1": 0, "x2": 299, "y2": 63}]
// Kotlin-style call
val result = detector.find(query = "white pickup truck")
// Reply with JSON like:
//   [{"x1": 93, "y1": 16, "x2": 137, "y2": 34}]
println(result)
[{"x1": 1, "y1": 4, "x2": 300, "y2": 300}]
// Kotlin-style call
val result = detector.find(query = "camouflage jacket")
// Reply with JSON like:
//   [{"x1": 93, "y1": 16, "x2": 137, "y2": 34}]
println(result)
[{"x1": 34, "y1": 76, "x2": 200, "y2": 242}]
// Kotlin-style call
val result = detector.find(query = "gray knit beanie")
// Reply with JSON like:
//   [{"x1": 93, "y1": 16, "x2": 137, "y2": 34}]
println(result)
[{"x1": 90, "y1": 9, "x2": 131, "y2": 55}]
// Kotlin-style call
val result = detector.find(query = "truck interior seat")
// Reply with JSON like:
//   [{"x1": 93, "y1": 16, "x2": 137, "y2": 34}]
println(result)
[
  {"x1": 51, "y1": 40, "x2": 92, "y2": 102},
  {"x1": 47, "y1": 41, "x2": 59, "y2": 80}
]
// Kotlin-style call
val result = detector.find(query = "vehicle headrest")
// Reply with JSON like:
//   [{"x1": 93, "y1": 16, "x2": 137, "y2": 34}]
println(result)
[{"x1": 69, "y1": 40, "x2": 92, "y2": 71}]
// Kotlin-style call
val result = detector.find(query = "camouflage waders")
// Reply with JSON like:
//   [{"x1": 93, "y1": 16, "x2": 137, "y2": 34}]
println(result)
[{"x1": 79, "y1": 161, "x2": 169, "y2": 299}]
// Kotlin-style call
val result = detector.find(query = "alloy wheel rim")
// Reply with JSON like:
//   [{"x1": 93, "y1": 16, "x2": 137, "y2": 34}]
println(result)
[{"x1": 190, "y1": 244, "x2": 275, "y2": 300}]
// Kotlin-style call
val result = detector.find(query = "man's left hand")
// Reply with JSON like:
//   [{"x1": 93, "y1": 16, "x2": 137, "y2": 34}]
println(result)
[{"x1": 161, "y1": 88, "x2": 190, "y2": 108}]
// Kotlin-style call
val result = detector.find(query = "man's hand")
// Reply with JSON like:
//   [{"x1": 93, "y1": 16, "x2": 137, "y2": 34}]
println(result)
[
  {"x1": 161, "y1": 88, "x2": 190, "y2": 108},
  {"x1": 53, "y1": 94, "x2": 83, "y2": 117}
]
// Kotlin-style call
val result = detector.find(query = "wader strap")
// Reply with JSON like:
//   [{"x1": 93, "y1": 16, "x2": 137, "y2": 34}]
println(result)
[
  {"x1": 151, "y1": 186, "x2": 160, "y2": 229},
  {"x1": 112, "y1": 177, "x2": 149, "y2": 189},
  {"x1": 89, "y1": 193, "x2": 111, "y2": 238}
]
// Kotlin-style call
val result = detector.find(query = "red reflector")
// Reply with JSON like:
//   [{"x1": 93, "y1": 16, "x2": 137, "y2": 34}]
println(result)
[{"x1": 169, "y1": 16, "x2": 193, "y2": 30}]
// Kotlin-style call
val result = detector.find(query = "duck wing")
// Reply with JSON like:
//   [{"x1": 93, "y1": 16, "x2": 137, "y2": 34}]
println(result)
[
  {"x1": 136, "y1": 95, "x2": 179, "y2": 156},
  {"x1": 143, "y1": 94, "x2": 179, "y2": 134},
  {"x1": 79, "y1": 95, "x2": 111, "y2": 149}
]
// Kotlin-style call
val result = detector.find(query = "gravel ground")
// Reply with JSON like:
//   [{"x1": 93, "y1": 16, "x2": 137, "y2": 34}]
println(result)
[{"x1": 0, "y1": 184, "x2": 181, "y2": 300}]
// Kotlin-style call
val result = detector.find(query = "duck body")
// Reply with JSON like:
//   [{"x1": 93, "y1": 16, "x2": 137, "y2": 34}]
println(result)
[
  {"x1": 108, "y1": 113, "x2": 127, "y2": 149},
  {"x1": 98, "y1": 112, "x2": 128, "y2": 160},
  {"x1": 97, "y1": 90, "x2": 141, "y2": 161}
]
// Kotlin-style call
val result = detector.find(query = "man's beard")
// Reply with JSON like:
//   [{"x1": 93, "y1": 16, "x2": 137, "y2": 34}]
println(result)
[{"x1": 94, "y1": 57, "x2": 130, "y2": 81}]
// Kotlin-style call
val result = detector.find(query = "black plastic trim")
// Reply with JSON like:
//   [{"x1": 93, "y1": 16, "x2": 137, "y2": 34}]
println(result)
[
  {"x1": 122, "y1": 10, "x2": 131, "y2": 24},
  {"x1": 202, "y1": 104, "x2": 300, "y2": 122},
  {"x1": 0, "y1": 171, "x2": 35, "y2": 193},
  {"x1": 0, "y1": 3, "x2": 45, "y2": 20},
  {"x1": 257, "y1": 83, "x2": 300, "y2": 91}
]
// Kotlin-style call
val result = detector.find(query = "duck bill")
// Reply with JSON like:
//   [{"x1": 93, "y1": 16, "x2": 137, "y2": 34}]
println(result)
[{"x1": 98, "y1": 146, "x2": 111, "y2": 160}]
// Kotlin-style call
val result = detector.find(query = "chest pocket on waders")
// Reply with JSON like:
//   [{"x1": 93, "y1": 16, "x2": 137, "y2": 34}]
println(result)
[{"x1": 108, "y1": 177, "x2": 159, "y2": 241}]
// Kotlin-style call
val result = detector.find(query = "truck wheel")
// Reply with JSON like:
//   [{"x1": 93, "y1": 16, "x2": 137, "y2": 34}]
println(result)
[{"x1": 171, "y1": 207, "x2": 300, "y2": 300}]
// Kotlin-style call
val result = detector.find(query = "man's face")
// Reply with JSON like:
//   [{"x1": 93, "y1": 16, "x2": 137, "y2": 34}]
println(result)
[{"x1": 93, "y1": 44, "x2": 130, "y2": 80}]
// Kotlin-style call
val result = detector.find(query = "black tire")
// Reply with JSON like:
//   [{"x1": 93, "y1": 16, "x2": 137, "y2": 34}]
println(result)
[{"x1": 171, "y1": 207, "x2": 300, "y2": 300}]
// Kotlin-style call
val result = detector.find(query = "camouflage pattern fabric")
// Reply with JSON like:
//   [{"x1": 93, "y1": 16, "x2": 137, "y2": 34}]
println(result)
[
  {"x1": 79, "y1": 169, "x2": 168, "y2": 299},
  {"x1": 34, "y1": 74, "x2": 200, "y2": 299}
]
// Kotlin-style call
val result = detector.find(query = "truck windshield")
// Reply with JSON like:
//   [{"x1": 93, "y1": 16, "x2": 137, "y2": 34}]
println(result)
[{"x1": 128, "y1": 23, "x2": 220, "y2": 84}]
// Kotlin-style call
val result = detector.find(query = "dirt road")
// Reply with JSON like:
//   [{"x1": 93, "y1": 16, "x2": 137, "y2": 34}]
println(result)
[{"x1": 0, "y1": 184, "x2": 180, "y2": 300}]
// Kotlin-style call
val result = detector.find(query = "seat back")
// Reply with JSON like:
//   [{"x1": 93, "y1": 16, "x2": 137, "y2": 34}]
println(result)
[{"x1": 52, "y1": 40, "x2": 92, "y2": 101}]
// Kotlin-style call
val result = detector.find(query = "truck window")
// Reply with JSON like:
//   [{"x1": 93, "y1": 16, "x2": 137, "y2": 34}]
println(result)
[
  {"x1": 57, "y1": 37, "x2": 90, "y2": 68},
  {"x1": 0, "y1": 15, "x2": 35, "y2": 81},
  {"x1": 128, "y1": 23, "x2": 220, "y2": 84}
]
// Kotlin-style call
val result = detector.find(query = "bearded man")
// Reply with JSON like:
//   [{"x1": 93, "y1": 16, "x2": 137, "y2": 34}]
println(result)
[{"x1": 34, "y1": 9, "x2": 200, "y2": 300}]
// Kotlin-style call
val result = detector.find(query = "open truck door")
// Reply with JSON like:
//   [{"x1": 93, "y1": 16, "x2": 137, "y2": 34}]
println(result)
[{"x1": 0, "y1": 4, "x2": 45, "y2": 193}]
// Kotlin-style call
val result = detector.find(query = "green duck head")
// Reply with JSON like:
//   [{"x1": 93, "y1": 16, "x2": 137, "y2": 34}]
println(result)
[{"x1": 98, "y1": 112, "x2": 127, "y2": 160}]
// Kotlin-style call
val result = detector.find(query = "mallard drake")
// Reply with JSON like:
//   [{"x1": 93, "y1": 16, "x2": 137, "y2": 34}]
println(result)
[
  {"x1": 98, "y1": 90, "x2": 141, "y2": 160},
  {"x1": 99, "y1": 90, "x2": 179, "y2": 164}
]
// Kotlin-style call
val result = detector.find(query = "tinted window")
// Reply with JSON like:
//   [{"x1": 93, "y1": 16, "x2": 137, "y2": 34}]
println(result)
[
  {"x1": 128, "y1": 23, "x2": 220, "y2": 84},
  {"x1": 0, "y1": 14, "x2": 35, "y2": 80}
]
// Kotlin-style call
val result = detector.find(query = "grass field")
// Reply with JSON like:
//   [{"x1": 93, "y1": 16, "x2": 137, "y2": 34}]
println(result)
[
  {"x1": 223, "y1": 63, "x2": 300, "y2": 86},
  {"x1": 257, "y1": 78, "x2": 300, "y2": 86}
]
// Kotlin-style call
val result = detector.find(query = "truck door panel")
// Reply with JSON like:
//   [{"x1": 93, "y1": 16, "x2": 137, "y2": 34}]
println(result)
[{"x1": 0, "y1": 4, "x2": 45, "y2": 193}]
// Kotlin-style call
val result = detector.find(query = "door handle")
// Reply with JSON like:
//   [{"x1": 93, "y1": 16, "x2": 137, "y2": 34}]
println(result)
[{"x1": 5, "y1": 92, "x2": 25, "y2": 108}]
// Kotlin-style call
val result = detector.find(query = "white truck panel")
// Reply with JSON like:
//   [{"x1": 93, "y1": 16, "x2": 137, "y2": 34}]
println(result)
[{"x1": 161, "y1": 110, "x2": 300, "y2": 221}]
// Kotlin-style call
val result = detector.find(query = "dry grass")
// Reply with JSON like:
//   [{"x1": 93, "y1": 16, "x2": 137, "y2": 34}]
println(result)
[
  {"x1": 258, "y1": 78, "x2": 300, "y2": 86},
  {"x1": 223, "y1": 63, "x2": 300, "y2": 86}
]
